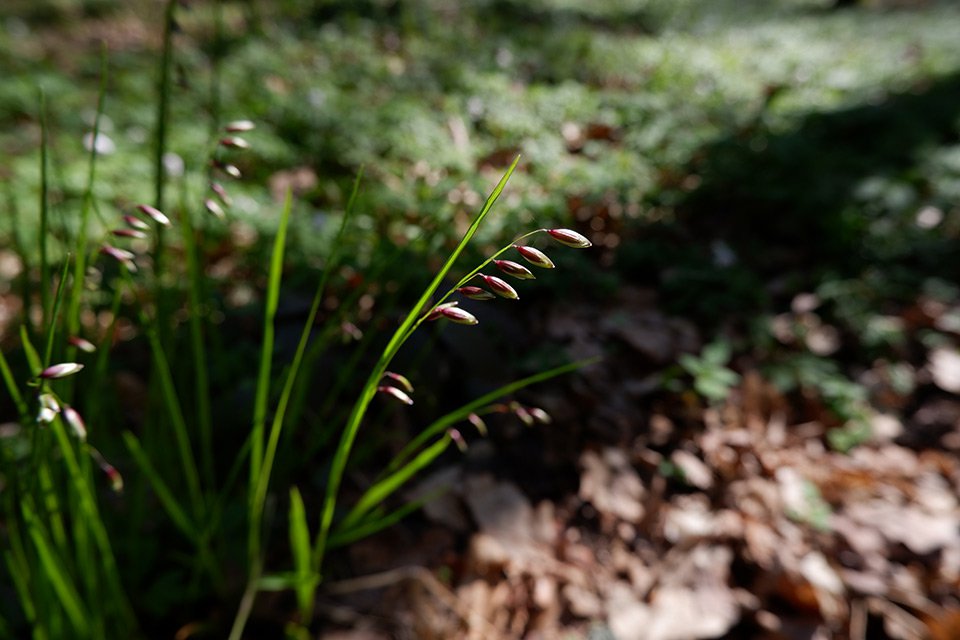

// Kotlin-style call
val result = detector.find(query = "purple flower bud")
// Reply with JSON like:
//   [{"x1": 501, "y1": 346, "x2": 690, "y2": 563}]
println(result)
[
  {"x1": 62, "y1": 406, "x2": 87, "y2": 441},
  {"x1": 123, "y1": 215, "x2": 150, "y2": 231},
  {"x1": 68, "y1": 336, "x2": 96, "y2": 353},
  {"x1": 458, "y1": 286, "x2": 495, "y2": 301},
  {"x1": 377, "y1": 385, "x2": 414, "y2": 405},
  {"x1": 439, "y1": 306, "x2": 479, "y2": 325},
  {"x1": 383, "y1": 371, "x2": 414, "y2": 393},
  {"x1": 210, "y1": 181, "x2": 232, "y2": 206},
  {"x1": 448, "y1": 428, "x2": 467, "y2": 453},
  {"x1": 136, "y1": 204, "x2": 171, "y2": 226},
  {"x1": 220, "y1": 136, "x2": 250, "y2": 150},
  {"x1": 494, "y1": 259, "x2": 535, "y2": 280},
  {"x1": 514, "y1": 245, "x2": 555, "y2": 268},
  {"x1": 481, "y1": 274, "x2": 519, "y2": 300},
  {"x1": 205, "y1": 198, "x2": 226, "y2": 220},
  {"x1": 547, "y1": 228, "x2": 592, "y2": 248},
  {"x1": 467, "y1": 412, "x2": 488, "y2": 437},
  {"x1": 224, "y1": 119, "x2": 255, "y2": 133},
  {"x1": 40, "y1": 363, "x2": 84, "y2": 379},
  {"x1": 100, "y1": 245, "x2": 138, "y2": 272},
  {"x1": 426, "y1": 302, "x2": 460, "y2": 321},
  {"x1": 111, "y1": 228, "x2": 148, "y2": 240}
]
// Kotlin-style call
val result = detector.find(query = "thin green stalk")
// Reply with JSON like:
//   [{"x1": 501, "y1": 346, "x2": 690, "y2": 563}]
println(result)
[
  {"x1": 312, "y1": 156, "x2": 519, "y2": 570},
  {"x1": 38, "y1": 91, "x2": 50, "y2": 329},
  {"x1": 179, "y1": 182, "x2": 214, "y2": 489}
]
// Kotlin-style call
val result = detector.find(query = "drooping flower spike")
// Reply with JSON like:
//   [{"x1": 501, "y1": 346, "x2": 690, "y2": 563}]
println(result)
[
  {"x1": 123, "y1": 215, "x2": 150, "y2": 231},
  {"x1": 111, "y1": 228, "x2": 148, "y2": 240},
  {"x1": 458, "y1": 286, "x2": 495, "y2": 301},
  {"x1": 100, "y1": 245, "x2": 138, "y2": 272},
  {"x1": 494, "y1": 259, "x2": 535, "y2": 280},
  {"x1": 546, "y1": 228, "x2": 591, "y2": 248},
  {"x1": 377, "y1": 385, "x2": 414, "y2": 405},
  {"x1": 480, "y1": 274, "x2": 519, "y2": 300},
  {"x1": 514, "y1": 245, "x2": 555, "y2": 269},
  {"x1": 136, "y1": 204, "x2": 171, "y2": 226},
  {"x1": 40, "y1": 363, "x2": 85, "y2": 379},
  {"x1": 383, "y1": 371, "x2": 414, "y2": 394}
]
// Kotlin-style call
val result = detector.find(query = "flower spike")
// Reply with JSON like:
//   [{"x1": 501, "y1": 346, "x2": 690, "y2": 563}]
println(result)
[
  {"x1": 378, "y1": 385, "x2": 414, "y2": 405},
  {"x1": 547, "y1": 228, "x2": 591, "y2": 248},
  {"x1": 458, "y1": 286, "x2": 495, "y2": 301},
  {"x1": 515, "y1": 245, "x2": 555, "y2": 268},
  {"x1": 494, "y1": 259, "x2": 535, "y2": 280},
  {"x1": 480, "y1": 274, "x2": 519, "y2": 300}
]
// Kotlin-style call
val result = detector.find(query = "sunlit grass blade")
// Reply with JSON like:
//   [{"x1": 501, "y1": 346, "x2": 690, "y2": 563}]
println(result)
[
  {"x1": 336, "y1": 433, "x2": 451, "y2": 533},
  {"x1": 329, "y1": 488, "x2": 439, "y2": 550}
]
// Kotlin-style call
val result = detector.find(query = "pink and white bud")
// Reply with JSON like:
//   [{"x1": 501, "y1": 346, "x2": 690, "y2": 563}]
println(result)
[
  {"x1": 467, "y1": 412, "x2": 488, "y2": 437},
  {"x1": 103, "y1": 462, "x2": 124, "y2": 493},
  {"x1": 528, "y1": 407, "x2": 552, "y2": 424},
  {"x1": 205, "y1": 198, "x2": 226, "y2": 220},
  {"x1": 220, "y1": 163, "x2": 242, "y2": 179},
  {"x1": 224, "y1": 119, "x2": 255, "y2": 133},
  {"x1": 383, "y1": 371, "x2": 414, "y2": 393},
  {"x1": 220, "y1": 136, "x2": 250, "y2": 150},
  {"x1": 480, "y1": 274, "x2": 519, "y2": 300},
  {"x1": 38, "y1": 393, "x2": 59, "y2": 423},
  {"x1": 68, "y1": 336, "x2": 96, "y2": 353},
  {"x1": 123, "y1": 215, "x2": 150, "y2": 231},
  {"x1": 514, "y1": 245, "x2": 555, "y2": 268},
  {"x1": 210, "y1": 181, "x2": 232, "y2": 206},
  {"x1": 448, "y1": 428, "x2": 467, "y2": 453},
  {"x1": 458, "y1": 286, "x2": 495, "y2": 301},
  {"x1": 513, "y1": 404, "x2": 535, "y2": 427},
  {"x1": 40, "y1": 363, "x2": 84, "y2": 379},
  {"x1": 100, "y1": 245, "x2": 137, "y2": 272},
  {"x1": 494, "y1": 259, "x2": 535, "y2": 280},
  {"x1": 439, "y1": 306, "x2": 479, "y2": 325},
  {"x1": 62, "y1": 406, "x2": 87, "y2": 441},
  {"x1": 426, "y1": 301, "x2": 460, "y2": 321},
  {"x1": 136, "y1": 204, "x2": 171, "y2": 226},
  {"x1": 341, "y1": 321, "x2": 363, "y2": 341},
  {"x1": 377, "y1": 385, "x2": 414, "y2": 405},
  {"x1": 547, "y1": 228, "x2": 592, "y2": 248},
  {"x1": 111, "y1": 228, "x2": 148, "y2": 239}
]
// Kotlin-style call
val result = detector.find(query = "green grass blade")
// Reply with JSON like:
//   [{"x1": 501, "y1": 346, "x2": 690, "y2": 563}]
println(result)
[
  {"x1": 328, "y1": 491, "x2": 436, "y2": 550},
  {"x1": 122, "y1": 432, "x2": 198, "y2": 542},
  {"x1": 0, "y1": 348, "x2": 28, "y2": 420},
  {"x1": 42, "y1": 260, "x2": 71, "y2": 368},
  {"x1": 250, "y1": 189, "x2": 293, "y2": 499},
  {"x1": 38, "y1": 91, "x2": 50, "y2": 329},
  {"x1": 287, "y1": 487, "x2": 316, "y2": 618},
  {"x1": 313, "y1": 157, "x2": 520, "y2": 569},
  {"x1": 20, "y1": 321, "x2": 42, "y2": 375},
  {"x1": 22, "y1": 500, "x2": 90, "y2": 636},
  {"x1": 337, "y1": 434, "x2": 451, "y2": 533}
]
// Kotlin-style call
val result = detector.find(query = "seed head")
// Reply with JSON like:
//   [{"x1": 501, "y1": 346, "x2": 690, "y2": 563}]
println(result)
[
  {"x1": 458, "y1": 286, "x2": 495, "y2": 301},
  {"x1": 100, "y1": 245, "x2": 138, "y2": 271},
  {"x1": 439, "y1": 306, "x2": 479, "y2": 325},
  {"x1": 494, "y1": 259, "x2": 535, "y2": 280},
  {"x1": 62, "y1": 406, "x2": 87, "y2": 441},
  {"x1": 514, "y1": 245, "x2": 555, "y2": 268},
  {"x1": 480, "y1": 274, "x2": 519, "y2": 300},
  {"x1": 123, "y1": 215, "x2": 150, "y2": 231},
  {"x1": 210, "y1": 181, "x2": 232, "y2": 206},
  {"x1": 111, "y1": 228, "x2": 148, "y2": 239},
  {"x1": 220, "y1": 136, "x2": 250, "y2": 150},
  {"x1": 467, "y1": 412, "x2": 488, "y2": 437},
  {"x1": 40, "y1": 363, "x2": 84, "y2": 379},
  {"x1": 383, "y1": 371, "x2": 414, "y2": 393},
  {"x1": 547, "y1": 228, "x2": 592, "y2": 248},
  {"x1": 68, "y1": 336, "x2": 97, "y2": 353},
  {"x1": 224, "y1": 119, "x2": 255, "y2": 133},
  {"x1": 205, "y1": 198, "x2": 226, "y2": 220},
  {"x1": 448, "y1": 428, "x2": 467, "y2": 453},
  {"x1": 136, "y1": 204, "x2": 171, "y2": 227},
  {"x1": 377, "y1": 385, "x2": 414, "y2": 405}
]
